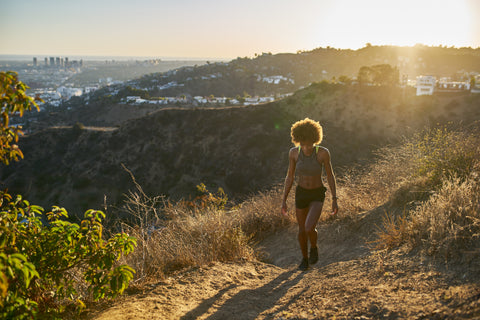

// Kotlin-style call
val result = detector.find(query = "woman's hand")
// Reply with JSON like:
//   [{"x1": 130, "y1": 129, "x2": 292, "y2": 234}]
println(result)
[
  {"x1": 281, "y1": 201, "x2": 288, "y2": 216},
  {"x1": 331, "y1": 199, "x2": 338, "y2": 216}
]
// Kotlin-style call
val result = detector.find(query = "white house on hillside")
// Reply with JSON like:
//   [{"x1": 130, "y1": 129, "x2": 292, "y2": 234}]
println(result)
[
  {"x1": 436, "y1": 77, "x2": 470, "y2": 93},
  {"x1": 416, "y1": 75, "x2": 436, "y2": 96}
]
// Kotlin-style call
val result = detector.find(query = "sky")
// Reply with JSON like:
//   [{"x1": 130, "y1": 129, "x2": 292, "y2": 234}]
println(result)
[{"x1": 1, "y1": 0, "x2": 479, "y2": 60}]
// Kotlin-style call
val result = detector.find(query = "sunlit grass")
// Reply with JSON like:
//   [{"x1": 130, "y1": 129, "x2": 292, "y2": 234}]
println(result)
[
  {"x1": 114, "y1": 180, "x2": 294, "y2": 283},
  {"x1": 373, "y1": 124, "x2": 480, "y2": 259}
]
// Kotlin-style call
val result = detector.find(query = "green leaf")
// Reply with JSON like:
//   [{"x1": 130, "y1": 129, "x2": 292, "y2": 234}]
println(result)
[{"x1": 6, "y1": 266, "x2": 14, "y2": 278}]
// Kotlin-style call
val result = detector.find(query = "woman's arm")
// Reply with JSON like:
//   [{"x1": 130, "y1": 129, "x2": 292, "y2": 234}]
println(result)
[
  {"x1": 281, "y1": 148, "x2": 297, "y2": 215},
  {"x1": 321, "y1": 148, "x2": 338, "y2": 215}
]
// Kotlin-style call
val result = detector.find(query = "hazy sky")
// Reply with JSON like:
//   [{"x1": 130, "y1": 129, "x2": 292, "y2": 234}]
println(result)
[{"x1": 1, "y1": 0, "x2": 479, "y2": 59}]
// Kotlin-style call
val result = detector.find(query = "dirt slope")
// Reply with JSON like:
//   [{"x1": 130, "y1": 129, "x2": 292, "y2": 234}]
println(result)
[{"x1": 85, "y1": 206, "x2": 480, "y2": 320}]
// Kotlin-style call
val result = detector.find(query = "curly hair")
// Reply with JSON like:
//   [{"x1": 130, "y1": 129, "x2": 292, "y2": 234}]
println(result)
[{"x1": 290, "y1": 118, "x2": 323, "y2": 145}]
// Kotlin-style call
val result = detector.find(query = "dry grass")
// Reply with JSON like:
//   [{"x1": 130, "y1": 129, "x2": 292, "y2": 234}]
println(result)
[
  {"x1": 407, "y1": 173, "x2": 480, "y2": 258},
  {"x1": 124, "y1": 208, "x2": 255, "y2": 282},
  {"x1": 372, "y1": 123, "x2": 480, "y2": 259},
  {"x1": 373, "y1": 212, "x2": 410, "y2": 250},
  {"x1": 334, "y1": 136, "x2": 419, "y2": 218},
  {"x1": 234, "y1": 187, "x2": 296, "y2": 238},
  {"x1": 113, "y1": 175, "x2": 294, "y2": 284}
]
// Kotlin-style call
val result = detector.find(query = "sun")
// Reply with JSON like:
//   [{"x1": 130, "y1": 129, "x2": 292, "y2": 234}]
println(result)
[{"x1": 316, "y1": 0, "x2": 473, "y2": 49}]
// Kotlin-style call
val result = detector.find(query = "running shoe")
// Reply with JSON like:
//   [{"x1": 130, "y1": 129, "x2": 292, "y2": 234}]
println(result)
[
  {"x1": 309, "y1": 246, "x2": 318, "y2": 265},
  {"x1": 298, "y1": 257, "x2": 309, "y2": 271}
]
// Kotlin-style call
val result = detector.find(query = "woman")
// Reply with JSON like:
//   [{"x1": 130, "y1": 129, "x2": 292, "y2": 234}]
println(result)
[{"x1": 281, "y1": 118, "x2": 338, "y2": 270}]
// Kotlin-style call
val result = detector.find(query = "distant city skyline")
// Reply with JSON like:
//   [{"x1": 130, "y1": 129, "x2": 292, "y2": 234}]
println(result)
[
  {"x1": 1, "y1": 0, "x2": 479, "y2": 59},
  {"x1": 0, "y1": 54, "x2": 215, "y2": 62}
]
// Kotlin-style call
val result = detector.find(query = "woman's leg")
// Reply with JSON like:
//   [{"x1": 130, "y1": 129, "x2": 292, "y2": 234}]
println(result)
[
  {"x1": 305, "y1": 201, "x2": 324, "y2": 248},
  {"x1": 295, "y1": 207, "x2": 309, "y2": 259}
]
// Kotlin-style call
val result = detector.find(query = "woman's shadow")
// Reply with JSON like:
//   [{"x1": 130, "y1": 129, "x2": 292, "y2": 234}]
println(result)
[{"x1": 180, "y1": 268, "x2": 306, "y2": 320}]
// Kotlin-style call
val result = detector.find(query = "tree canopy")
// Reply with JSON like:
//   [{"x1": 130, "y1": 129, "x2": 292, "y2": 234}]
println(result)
[
  {"x1": 357, "y1": 64, "x2": 400, "y2": 86},
  {"x1": 0, "y1": 71, "x2": 41, "y2": 164}
]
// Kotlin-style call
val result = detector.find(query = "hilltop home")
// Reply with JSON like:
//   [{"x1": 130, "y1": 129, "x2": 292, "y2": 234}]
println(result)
[
  {"x1": 416, "y1": 75, "x2": 436, "y2": 96},
  {"x1": 244, "y1": 96, "x2": 275, "y2": 105},
  {"x1": 126, "y1": 96, "x2": 141, "y2": 103},
  {"x1": 57, "y1": 86, "x2": 83, "y2": 100},
  {"x1": 261, "y1": 75, "x2": 295, "y2": 84}
]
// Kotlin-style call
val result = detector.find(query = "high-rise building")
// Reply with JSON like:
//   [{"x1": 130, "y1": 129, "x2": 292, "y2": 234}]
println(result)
[
  {"x1": 33, "y1": 57, "x2": 37, "y2": 66},
  {"x1": 50, "y1": 57, "x2": 55, "y2": 66},
  {"x1": 55, "y1": 57, "x2": 60, "y2": 66},
  {"x1": 65, "y1": 57, "x2": 69, "y2": 67},
  {"x1": 45, "y1": 57, "x2": 48, "y2": 66}
]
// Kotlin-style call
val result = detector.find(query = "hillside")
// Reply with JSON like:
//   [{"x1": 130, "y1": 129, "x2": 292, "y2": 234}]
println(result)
[
  {"x1": 1, "y1": 84, "x2": 480, "y2": 217},
  {"x1": 132, "y1": 45, "x2": 480, "y2": 98}
]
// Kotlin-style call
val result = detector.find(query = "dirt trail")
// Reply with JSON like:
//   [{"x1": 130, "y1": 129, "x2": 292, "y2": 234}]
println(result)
[{"x1": 87, "y1": 207, "x2": 480, "y2": 320}]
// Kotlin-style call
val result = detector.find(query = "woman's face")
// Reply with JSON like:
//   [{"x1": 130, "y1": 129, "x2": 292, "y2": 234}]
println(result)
[{"x1": 299, "y1": 141, "x2": 314, "y2": 154}]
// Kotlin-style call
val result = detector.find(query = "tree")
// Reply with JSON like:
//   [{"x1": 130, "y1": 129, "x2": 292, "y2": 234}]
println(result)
[
  {"x1": 470, "y1": 75, "x2": 476, "y2": 89},
  {"x1": 338, "y1": 75, "x2": 352, "y2": 85},
  {"x1": 357, "y1": 64, "x2": 399, "y2": 86},
  {"x1": 371, "y1": 64, "x2": 399, "y2": 86},
  {"x1": 357, "y1": 66, "x2": 374, "y2": 86},
  {"x1": 0, "y1": 71, "x2": 40, "y2": 165}
]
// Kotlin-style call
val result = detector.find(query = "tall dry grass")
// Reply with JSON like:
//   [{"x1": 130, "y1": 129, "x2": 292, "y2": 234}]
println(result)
[
  {"x1": 373, "y1": 123, "x2": 480, "y2": 260},
  {"x1": 336, "y1": 141, "x2": 417, "y2": 217},
  {"x1": 408, "y1": 173, "x2": 480, "y2": 258},
  {"x1": 114, "y1": 175, "x2": 294, "y2": 283}
]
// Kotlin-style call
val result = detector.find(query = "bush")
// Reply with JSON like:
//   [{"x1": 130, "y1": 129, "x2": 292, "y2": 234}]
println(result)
[
  {"x1": 0, "y1": 192, "x2": 137, "y2": 318},
  {"x1": 0, "y1": 71, "x2": 40, "y2": 165},
  {"x1": 412, "y1": 127, "x2": 479, "y2": 187},
  {"x1": 72, "y1": 122, "x2": 85, "y2": 135}
]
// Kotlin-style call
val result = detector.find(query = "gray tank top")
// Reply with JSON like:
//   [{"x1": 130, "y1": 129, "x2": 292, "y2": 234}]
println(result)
[{"x1": 296, "y1": 146, "x2": 323, "y2": 176}]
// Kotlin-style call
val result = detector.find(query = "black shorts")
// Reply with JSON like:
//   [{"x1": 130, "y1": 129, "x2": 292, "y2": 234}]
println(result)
[{"x1": 295, "y1": 185, "x2": 327, "y2": 209}]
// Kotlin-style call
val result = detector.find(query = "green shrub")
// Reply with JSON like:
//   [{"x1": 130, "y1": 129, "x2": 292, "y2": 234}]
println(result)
[
  {"x1": 72, "y1": 122, "x2": 85, "y2": 135},
  {"x1": 0, "y1": 71, "x2": 40, "y2": 165},
  {"x1": 0, "y1": 192, "x2": 136, "y2": 318},
  {"x1": 412, "y1": 127, "x2": 478, "y2": 187}
]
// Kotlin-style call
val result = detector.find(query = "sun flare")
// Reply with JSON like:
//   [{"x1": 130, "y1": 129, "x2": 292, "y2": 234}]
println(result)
[{"x1": 316, "y1": 0, "x2": 474, "y2": 50}]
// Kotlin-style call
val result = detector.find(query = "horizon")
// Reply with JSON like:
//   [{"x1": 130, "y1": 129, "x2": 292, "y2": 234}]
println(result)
[
  {"x1": 1, "y1": 43, "x2": 479, "y2": 64},
  {"x1": 0, "y1": 54, "x2": 224, "y2": 62},
  {"x1": 1, "y1": 0, "x2": 479, "y2": 59}
]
